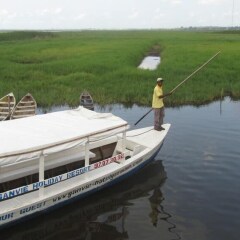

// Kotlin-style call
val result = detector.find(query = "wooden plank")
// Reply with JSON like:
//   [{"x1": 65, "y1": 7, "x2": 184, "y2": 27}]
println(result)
[
  {"x1": 0, "y1": 106, "x2": 15, "y2": 110},
  {"x1": 0, "y1": 112, "x2": 10, "y2": 115},
  {"x1": 12, "y1": 114, "x2": 34, "y2": 119},
  {"x1": 19, "y1": 101, "x2": 35, "y2": 104},
  {"x1": 14, "y1": 109, "x2": 35, "y2": 113},
  {"x1": 15, "y1": 105, "x2": 35, "y2": 109}
]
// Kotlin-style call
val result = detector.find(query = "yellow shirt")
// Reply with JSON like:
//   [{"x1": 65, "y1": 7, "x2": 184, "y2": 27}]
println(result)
[{"x1": 152, "y1": 85, "x2": 164, "y2": 108}]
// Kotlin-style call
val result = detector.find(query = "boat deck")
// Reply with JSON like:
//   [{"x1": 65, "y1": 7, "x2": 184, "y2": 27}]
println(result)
[{"x1": 126, "y1": 124, "x2": 170, "y2": 148}]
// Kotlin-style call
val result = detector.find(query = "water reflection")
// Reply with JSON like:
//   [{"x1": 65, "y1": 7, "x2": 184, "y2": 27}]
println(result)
[
  {"x1": 0, "y1": 160, "x2": 179, "y2": 240},
  {"x1": 149, "y1": 188, "x2": 166, "y2": 226}
]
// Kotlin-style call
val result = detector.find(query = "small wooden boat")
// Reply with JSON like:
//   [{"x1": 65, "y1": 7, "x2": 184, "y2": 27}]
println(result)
[
  {"x1": 10, "y1": 93, "x2": 37, "y2": 120},
  {"x1": 0, "y1": 106, "x2": 170, "y2": 229},
  {"x1": 80, "y1": 90, "x2": 94, "y2": 110},
  {"x1": 0, "y1": 93, "x2": 16, "y2": 121}
]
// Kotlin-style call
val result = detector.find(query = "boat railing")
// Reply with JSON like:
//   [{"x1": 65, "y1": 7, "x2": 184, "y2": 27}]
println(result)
[
  {"x1": 0, "y1": 124, "x2": 128, "y2": 159},
  {"x1": 0, "y1": 153, "x2": 126, "y2": 202},
  {"x1": 0, "y1": 124, "x2": 129, "y2": 201}
]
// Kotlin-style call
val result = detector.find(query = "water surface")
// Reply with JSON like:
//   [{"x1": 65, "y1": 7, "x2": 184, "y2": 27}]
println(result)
[
  {"x1": 1, "y1": 97, "x2": 240, "y2": 240},
  {"x1": 138, "y1": 56, "x2": 160, "y2": 70}
]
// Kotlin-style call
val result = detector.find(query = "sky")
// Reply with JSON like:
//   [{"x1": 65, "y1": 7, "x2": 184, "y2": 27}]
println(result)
[{"x1": 0, "y1": 0, "x2": 239, "y2": 30}]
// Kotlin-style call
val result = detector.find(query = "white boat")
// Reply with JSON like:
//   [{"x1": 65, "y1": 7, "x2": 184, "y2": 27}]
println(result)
[
  {"x1": 0, "y1": 93, "x2": 16, "y2": 121},
  {"x1": 0, "y1": 106, "x2": 170, "y2": 229},
  {"x1": 10, "y1": 93, "x2": 37, "y2": 120}
]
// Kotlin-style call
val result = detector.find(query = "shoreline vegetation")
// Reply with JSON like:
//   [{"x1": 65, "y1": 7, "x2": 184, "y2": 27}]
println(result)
[{"x1": 0, "y1": 30, "x2": 239, "y2": 108}]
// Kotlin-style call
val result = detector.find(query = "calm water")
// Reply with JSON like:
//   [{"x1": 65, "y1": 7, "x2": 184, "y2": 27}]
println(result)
[
  {"x1": 1, "y1": 98, "x2": 240, "y2": 240},
  {"x1": 138, "y1": 56, "x2": 161, "y2": 70}
]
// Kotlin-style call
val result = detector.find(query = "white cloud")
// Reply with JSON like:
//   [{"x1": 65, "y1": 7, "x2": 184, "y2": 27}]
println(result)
[
  {"x1": 198, "y1": 0, "x2": 226, "y2": 5},
  {"x1": 223, "y1": 10, "x2": 239, "y2": 17},
  {"x1": 128, "y1": 10, "x2": 139, "y2": 19},
  {"x1": 35, "y1": 7, "x2": 62, "y2": 17},
  {"x1": 171, "y1": 0, "x2": 182, "y2": 5},
  {"x1": 37, "y1": 9, "x2": 50, "y2": 16},
  {"x1": 0, "y1": 9, "x2": 9, "y2": 16},
  {"x1": 189, "y1": 12, "x2": 196, "y2": 18},
  {"x1": 102, "y1": 12, "x2": 111, "y2": 19},
  {"x1": 54, "y1": 8, "x2": 62, "y2": 14},
  {"x1": 211, "y1": 13, "x2": 216, "y2": 19},
  {"x1": 75, "y1": 13, "x2": 86, "y2": 20}
]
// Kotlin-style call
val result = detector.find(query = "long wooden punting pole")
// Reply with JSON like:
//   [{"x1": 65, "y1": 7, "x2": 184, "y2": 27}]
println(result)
[
  {"x1": 169, "y1": 51, "x2": 221, "y2": 94},
  {"x1": 134, "y1": 51, "x2": 221, "y2": 126},
  {"x1": 134, "y1": 108, "x2": 153, "y2": 126}
]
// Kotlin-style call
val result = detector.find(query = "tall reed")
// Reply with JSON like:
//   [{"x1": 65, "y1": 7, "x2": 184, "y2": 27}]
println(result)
[{"x1": 0, "y1": 30, "x2": 239, "y2": 107}]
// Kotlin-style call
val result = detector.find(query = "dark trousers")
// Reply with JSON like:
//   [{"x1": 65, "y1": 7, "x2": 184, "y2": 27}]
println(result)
[{"x1": 154, "y1": 107, "x2": 165, "y2": 130}]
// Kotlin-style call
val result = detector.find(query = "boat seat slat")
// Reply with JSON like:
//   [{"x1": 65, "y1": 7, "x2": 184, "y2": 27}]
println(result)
[
  {"x1": 0, "y1": 102, "x2": 14, "y2": 106},
  {"x1": 12, "y1": 114, "x2": 35, "y2": 118},
  {"x1": 19, "y1": 101, "x2": 35, "y2": 104},
  {"x1": 14, "y1": 109, "x2": 35, "y2": 113},
  {"x1": 15, "y1": 105, "x2": 35, "y2": 109},
  {"x1": 0, "y1": 107, "x2": 14, "y2": 110},
  {"x1": 0, "y1": 112, "x2": 10, "y2": 115}
]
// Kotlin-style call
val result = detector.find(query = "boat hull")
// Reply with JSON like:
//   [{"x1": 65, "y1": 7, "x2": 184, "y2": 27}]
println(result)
[
  {"x1": 0, "y1": 93, "x2": 16, "y2": 121},
  {"x1": 79, "y1": 91, "x2": 94, "y2": 110},
  {"x1": 10, "y1": 93, "x2": 37, "y2": 120}
]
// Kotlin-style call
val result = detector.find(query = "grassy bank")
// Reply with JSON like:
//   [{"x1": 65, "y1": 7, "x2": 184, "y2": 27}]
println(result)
[{"x1": 0, "y1": 30, "x2": 239, "y2": 107}]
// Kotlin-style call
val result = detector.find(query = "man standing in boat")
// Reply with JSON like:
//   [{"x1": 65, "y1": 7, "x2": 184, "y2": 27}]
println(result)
[{"x1": 152, "y1": 78, "x2": 171, "y2": 131}]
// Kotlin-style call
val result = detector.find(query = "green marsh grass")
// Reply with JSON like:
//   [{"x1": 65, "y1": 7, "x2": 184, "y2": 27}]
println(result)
[{"x1": 0, "y1": 30, "x2": 239, "y2": 107}]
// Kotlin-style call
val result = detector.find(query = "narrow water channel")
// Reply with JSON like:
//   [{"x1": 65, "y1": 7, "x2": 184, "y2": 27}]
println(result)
[{"x1": 138, "y1": 56, "x2": 160, "y2": 70}]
